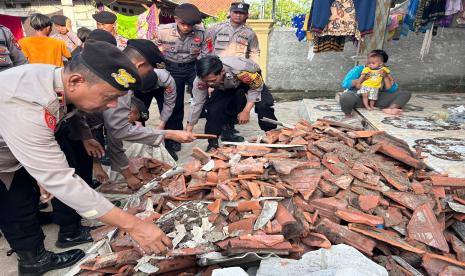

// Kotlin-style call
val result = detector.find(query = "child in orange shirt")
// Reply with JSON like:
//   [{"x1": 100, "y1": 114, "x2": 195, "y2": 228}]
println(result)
[{"x1": 19, "y1": 13, "x2": 71, "y2": 67}]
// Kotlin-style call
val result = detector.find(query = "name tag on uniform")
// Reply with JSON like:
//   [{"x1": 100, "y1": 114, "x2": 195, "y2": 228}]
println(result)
[{"x1": 217, "y1": 33, "x2": 230, "y2": 42}]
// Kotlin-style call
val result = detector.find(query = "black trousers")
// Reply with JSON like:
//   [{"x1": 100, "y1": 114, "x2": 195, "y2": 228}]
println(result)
[
  {"x1": 205, "y1": 84, "x2": 278, "y2": 136},
  {"x1": 53, "y1": 122, "x2": 94, "y2": 233},
  {"x1": 0, "y1": 168, "x2": 45, "y2": 251},
  {"x1": 165, "y1": 62, "x2": 196, "y2": 131},
  {"x1": 134, "y1": 87, "x2": 165, "y2": 113}
]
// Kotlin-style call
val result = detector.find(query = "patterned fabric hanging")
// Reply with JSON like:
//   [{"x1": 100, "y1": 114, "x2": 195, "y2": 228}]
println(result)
[{"x1": 137, "y1": 4, "x2": 159, "y2": 40}]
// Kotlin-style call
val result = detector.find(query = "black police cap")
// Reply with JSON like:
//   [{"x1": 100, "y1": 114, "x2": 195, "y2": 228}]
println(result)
[
  {"x1": 51, "y1": 15, "x2": 68, "y2": 26},
  {"x1": 92, "y1": 11, "x2": 117, "y2": 24},
  {"x1": 80, "y1": 40, "x2": 141, "y2": 91},
  {"x1": 88, "y1": 29, "x2": 117, "y2": 46},
  {"x1": 175, "y1": 3, "x2": 202, "y2": 25},
  {"x1": 230, "y1": 2, "x2": 250, "y2": 13},
  {"x1": 126, "y1": 39, "x2": 165, "y2": 68},
  {"x1": 131, "y1": 96, "x2": 150, "y2": 122},
  {"x1": 139, "y1": 70, "x2": 159, "y2": 92}
]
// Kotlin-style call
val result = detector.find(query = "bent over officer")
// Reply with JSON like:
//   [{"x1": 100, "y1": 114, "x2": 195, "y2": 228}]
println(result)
[
  {"x1": 187, "y1": 56, "x2": 278, "y2": 151},
  {"x1": 154, "y1": 3, "x2": 209, "y2": 160},
  {"x1": 0, "y1": 41, "x2": 172, "y2": 275},
  {"x1": 206, "y1": 2, "x2": 259, "y2": 63},
  {"x1": 0, "y1": 24, "x2": 28, "y2": 71}
]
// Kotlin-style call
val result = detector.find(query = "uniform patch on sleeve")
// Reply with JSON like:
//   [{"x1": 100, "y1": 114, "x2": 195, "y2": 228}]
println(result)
[
  {"x1": 44, "y1": 109, "x2": 56, "y2": 132},
  {"x1": 165, "y1": 85, "x2": 174, "y2": 94},
  {"x1": 197, "y1": 81, "x2": 208, "y2": 90},
  {"x1": 206, "y1": 37, "x2": 214, "y2": 52},
  {"x1": 237, "y1": 71, "x2": 263, "y2": 90},
  {"x1": 12, "y1": 38, "x2": 21, "y2": 50}
]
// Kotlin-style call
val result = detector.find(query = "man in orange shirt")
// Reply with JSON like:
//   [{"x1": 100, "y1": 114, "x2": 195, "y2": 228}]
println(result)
[{"x1": 19, "y1": 13, "x2": 71, "y2": 67}]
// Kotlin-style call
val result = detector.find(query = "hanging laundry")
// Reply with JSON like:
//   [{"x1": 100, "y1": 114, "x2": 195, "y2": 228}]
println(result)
[
  {"x1": 291, "y1": 14, "x2": 307, "y2": 41},
  {"x1": 321, "y1": 0, "x2": 358, "y2": 37},
  {"x1": 445, "y1": 0, "x2": 463, "y2": 15},
  {"x1": 353, "y1": 0, "x2": 377, "y2": 36},
  {"x1": 458, "y1": 0, "x2": 465, "y2": 24},
  {"x1": 116, "y1": 13, "x2": 138, "y2": 39},
  {"x1": 0, "y1": 14, "x2": 24, "y2": 40},
  {"x1": 401, "y1": 0, "x2": 420, "y2": 35},
  {"x1": 310, "y1": 0, "x2": 376, "y2": 37},
  {"x1": 313, "y1": 35, "x2": 346, "y2": 53},
  {"x1": 137, "y1": 4, "x2": 158, "y2": 40},
  {"x1": 414, "y1": 0, "x2": 447, "y2": 32}
]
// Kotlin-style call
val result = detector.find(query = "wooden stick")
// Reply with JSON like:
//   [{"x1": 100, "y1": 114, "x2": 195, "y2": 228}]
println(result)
[{"x1": 193, "y1": 134, "x2": 218, "y2": 139}]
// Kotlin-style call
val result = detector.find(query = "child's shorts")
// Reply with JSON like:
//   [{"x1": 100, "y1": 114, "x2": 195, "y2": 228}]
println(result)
[{"x1": 357, "y1": 86, "x2": 379, "y2": 100}]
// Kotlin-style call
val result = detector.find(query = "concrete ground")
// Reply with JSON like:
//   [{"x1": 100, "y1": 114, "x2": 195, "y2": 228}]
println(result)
[{"x1": 0, "y1": 99, "x2": 302, "y2": 276}]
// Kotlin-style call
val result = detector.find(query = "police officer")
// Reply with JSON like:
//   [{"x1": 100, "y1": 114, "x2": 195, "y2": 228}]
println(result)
[
  {"x1": 134, "y1": 65, "x2": 177, "y2": 130},
  {"x1": 187, "y1": 56, "x2": 277, "y2": 150},
  {"x1": 92, "y1": 10, "x2": 127, "y2": 50},
  {"x1": 154, "y1": 3, "x2": 209, "y2": 160},
  {"x1": 207, "y1": 2, "x2": 260, "y2": 63},
  {"x1": 0, "y1": 24, "x2": 28, "y2": 72},
  {"x1": 0, "y1": 41, "x2": 172, "y2": 275},
  {"x1": 76, "y1": 39, "x2": 195, "y2": 189},
  {"x1": 71, "y1": 28, "x2": 117, "y2": 57},
  {"x1": 50, "y1": 15, "x2": 82, "y2": 52},
  {"x1": 49, "y1": 29, "x2": 121, "y2": 250}
]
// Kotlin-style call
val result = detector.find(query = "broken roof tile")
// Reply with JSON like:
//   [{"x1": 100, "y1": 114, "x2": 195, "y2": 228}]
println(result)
[
  {"x1": 282, "y1": 168, "x2": 323, "y2": 200},
  {"x1": 451, "y1": 235, "x2": 465, "y2": 262},
  {"x1": 315, "y1": 218, "x2": 376, "y2": 256},
  {"x1": 230, "y1": 157, "x2": 265, "y2": 175},
  {"x1": 407, "y1": 204, "x2": 449, "y2": 253},
  {"x1": 271, "y1": 159, "x2": 320, "y2": 175},
  {"x1": 347, "y1": 130, "x2": 385, "y2": 139},
  {"x1": 191, "y1": 147, "x2": 211, "y2": 165},
  {"x1": 431, "y1": 176, "x2": 465, "y2": 187},
  {"x1": 237, "y1": 200, "x2": 262, "y2": 213},
  {"x1": 376, "y1": 142, "x2": 424, "y2": 169},
  {"x1": 329, "y1": 175, "x2": 354, "y2": 190},
  {"x1": 358, "y1": 195, "x2": 380, "y2": 212},
  {"x1": 383, "y1": 191, "x2": 434, "y2": 211},
  {"x1": 348, "y1": 223, "x2": 426, "y2": 254},
  {"x1": 227, "y1": 218, "x2": 255, "y2": 235},
  {"x1": 379, "y1": 169, "x2": 409, "y2": 192},
  {"x1": 207, "y1": 199, "x2": 222, "y2": 214},
  {"x1": 301, "y1": 232, "x2": 331, "y2": 249},
  {"x1": 237, "y1": 145, "x2": 273, "y2": 157},
  {"x1": 275, "y1": 203, "x2": 297, "y2": 226},
  {"x1": 335, "y1": 209, "x2": 384, "y2": 227}
]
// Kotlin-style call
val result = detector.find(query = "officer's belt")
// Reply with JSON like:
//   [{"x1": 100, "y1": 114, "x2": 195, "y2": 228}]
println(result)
[{"x1": 165, "y1": 60, "x2": 196, "y2": 68}]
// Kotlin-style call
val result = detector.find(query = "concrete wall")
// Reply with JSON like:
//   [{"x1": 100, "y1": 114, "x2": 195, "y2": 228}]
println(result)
[
  {"x1": 0, "y1": 0, "x2": 97, "y2": 30},
  {"x1": 267, "y1": 27, "x2": 465, "y2": 94}
]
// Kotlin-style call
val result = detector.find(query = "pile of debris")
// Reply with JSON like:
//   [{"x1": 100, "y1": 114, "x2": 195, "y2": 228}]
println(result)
[{"x1": 80, "y1": 119, "x2": 465, "y2": 275}]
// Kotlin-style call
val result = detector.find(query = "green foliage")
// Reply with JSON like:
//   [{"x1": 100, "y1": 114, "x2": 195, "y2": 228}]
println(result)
[
  {"x1": 249, "y1": 0, "x2": 311, "y2": 27},
  {"x1": 203, "y1": 10, "x2": 229, "y2": 27}
]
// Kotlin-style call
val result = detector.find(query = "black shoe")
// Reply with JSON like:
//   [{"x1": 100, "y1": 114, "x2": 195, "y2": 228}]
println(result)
[
  {"x1": 221, "y1": 129, "x2": 244, "y2": 142},
  {"x1": 56, "y1": 226, "x2": 93, "y2": 249},
  {"x1": 167, "y1": 147, "x2": 179, "y2": 161},
  {"x1": 226, "y1": 122, "x2": 239, "y2": 134},
  {"x1": 206, "y1": 139, "x2": 219, "y2": 152},
  {"x1": 16, "y1": 243, "x2": 84, "y2": 276},
  {"x1": 172, "y1": 141, "x2": 181, "y2": 152}
]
